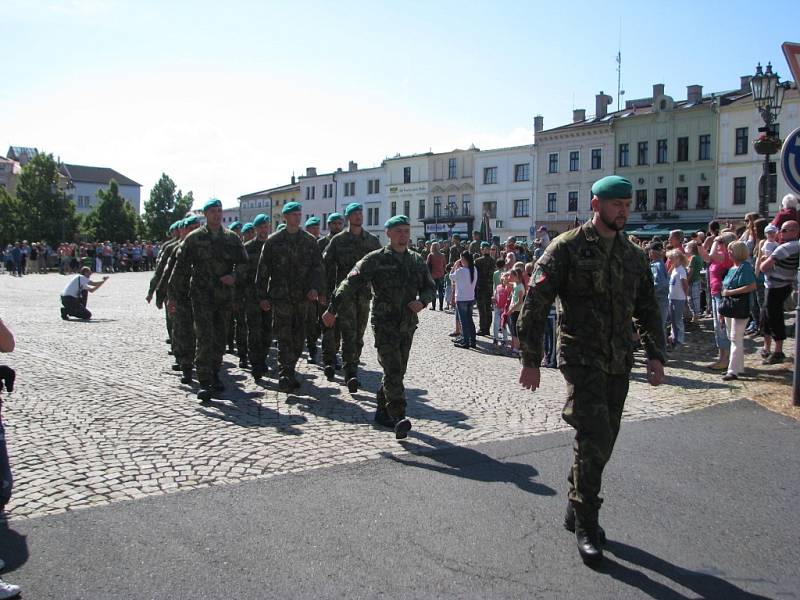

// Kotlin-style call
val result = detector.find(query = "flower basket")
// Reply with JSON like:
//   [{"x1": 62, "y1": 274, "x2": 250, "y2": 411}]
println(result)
[{"x1": 753, "y1": 137, "x2": 783, "y2": 155}]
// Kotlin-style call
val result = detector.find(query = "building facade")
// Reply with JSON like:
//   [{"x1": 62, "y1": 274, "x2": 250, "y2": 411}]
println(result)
[
  {"x1": 297, "y1": 167, "x2": 337, "y2": 232},
  {"x1": 384, "y1": 153, "x2": 431, "y2": 242},
  {"x1": 333, "y1": 161, "x2": 387, "y2": 241},
  {"x1": 62, "y1": 164, "x2": 142, "y2": 214},
  {"x1": 421, "y1": 148, "x2": 478, "y2": 241},
  {"x1": 238, "y1": 179, "x2": 301, "y2": 226},
  {"x1": 0, "y1": 156, "x2": 20, "y2": 194}
]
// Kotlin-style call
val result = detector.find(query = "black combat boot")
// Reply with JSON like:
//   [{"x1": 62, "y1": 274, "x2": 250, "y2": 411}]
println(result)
[
  {"x1": 374, "y1": 404, "x2": 395, "y2": 428},
  {"x1": 180, "y1": 368, "x2": 193, "y2": 385},
  {"x1": 252, "y1": 366, "x2": 263, "y2": 381},
  {"x1": 278, "y1": 375, "x2": 293, "y2": 393},
  {"x1": 171, "y1": 363, "x2": 182, "y2": 371},
  {"x1": 323, "y1": 364, "x2": 336, "y2": 381},
  {"x1": 238, "y1": 358, "x2": 248, "y2": 369},
  {"x1": 212, "y1": 371, "x2": 225, "y2": 392},
  {"x1": 393, "y1": 417, "x2": 412, "y2": 440},
  {"x1": 573, "y1": 503, "x2": 603, "y2": 567},
  {"x1": 346, "y1": 375, "x2": 360, "y2": 394},
  {"x1": 197, "y1": 386, "x2": 213, "y2": 404},
  {"x1": 564, "y1": 501, "x2": 606, "y2": 544},
  {"x1": 306, "y1": 344, "x2": 317, "y2": 364}
]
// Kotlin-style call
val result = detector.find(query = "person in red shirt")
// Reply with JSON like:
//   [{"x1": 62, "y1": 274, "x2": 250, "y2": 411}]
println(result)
[
  {"x1": 426, "y1": 241, "x2": 447, "y2": 310},
  {"x1": 771, "y1": 193, "x2": 798, "y2": 230}
]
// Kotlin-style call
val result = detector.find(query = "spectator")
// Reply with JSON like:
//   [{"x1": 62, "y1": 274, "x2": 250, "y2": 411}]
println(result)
[
  {"x1": 666, "y1": 250, "x2": 689, "y2": 348},
  {"x1": 720, "y1": 241, "x2": 757, "y2": 381},
  {"x1": 758, "y1": 220, "x2": 799, "y2": 365},
  {"x1": 648, "y1": 243, "x2": 669, "y2": 334},
  {"x1": 60, "y1": 267, "x2": 108, "y2": 321},
  {"x1": 505, "y1": 267, "x2": 526, "y2": 358},
  {"x1": 492, "y1": 270, "x2": 510, "y2": 354},
  {"x1": 8, "y1": 244, "x2": 22, "y2": 277},
  {"x1": 426, "y1": 242, "x2": 446, "y2": 310},
  {"x1": 685, "y1": 241, "x2": 704, "y2": 322},
  {"x1": 450, "y1": 251, "x2": 477, "y2": 349},
  {"x1": 705, "y1": 232, "x2": 736, "y2": 370},
  {"x1": 771, "y1": 193, "x2": 798, "y2": 230}
]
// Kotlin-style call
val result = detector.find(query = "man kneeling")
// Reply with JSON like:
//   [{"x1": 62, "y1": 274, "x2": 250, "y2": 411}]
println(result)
[{"x1": 60, "y1": 267, "x2": 108, "y2": 320}]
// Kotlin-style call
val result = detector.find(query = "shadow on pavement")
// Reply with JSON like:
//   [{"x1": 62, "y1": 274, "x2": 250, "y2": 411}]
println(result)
[
  {"x1": 387, "y1": 432, "x2": 557, "y2": 496},
  {"x1": 601, "y1": 540, "x2": 773, "y2": 600},
  {"x1": 0, "y1": 517, "x2": 29, "y2": 573},
  {"x1": 630, "y1": 370, "x2": 730, "y2": 390},
  {"x1": 196, "y1": 391, "x2": 307, "y2": 435}
]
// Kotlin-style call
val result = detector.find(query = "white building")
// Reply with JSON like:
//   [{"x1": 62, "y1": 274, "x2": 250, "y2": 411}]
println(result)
[
  {"x1": 333, "y1": 161, "x2": 387, "y2": 241},
  {"x1": 717, "y1": 82, "x2": 800, "y2": 220},
  {"x1": 473, "y1": 144, "x2": 535, "y2": 242},
  {"x1": 62, "y1": 164, "x2": 142, "y2": 214},
  {"x1": 297, "y1": 167, "x2": 337, "y2": 231},
  {"x1": 383, "y1": 153, "x2": 431, "y2": 242},
  {"x1": 221, "y1": 207, "x2": 240, "y2": 227}
]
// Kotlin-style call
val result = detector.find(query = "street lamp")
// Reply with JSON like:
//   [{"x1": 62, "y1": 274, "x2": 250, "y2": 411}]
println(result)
[
  {"x1": 446, "y1": 199, "x2": 457, "y2": 240},
  {"x1": 750, "y1": 62, "x2": 791, "y2": 218}
]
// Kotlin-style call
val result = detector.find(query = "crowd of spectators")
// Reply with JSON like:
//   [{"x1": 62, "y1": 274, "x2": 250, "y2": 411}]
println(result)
[{"x1": 2, "y1": 241, "x2": 161, "y2": 276}]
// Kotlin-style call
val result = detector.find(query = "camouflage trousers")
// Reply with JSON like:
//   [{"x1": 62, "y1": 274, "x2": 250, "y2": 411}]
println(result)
[
  {"x1": 321, "y1": 315, "x2": 341, "y2": 367},
  {"x1": 245, "y1": 302, "x2": 272, "y2": 369},
  {"x1": 228, "y1": 307, "x2": 248, "y2": 357},
  {"x1": 306, "y1": 301, "x2": 321, "y2": 351},
  {"x1": 561, "y1": 366, "x2": 629, "y2": 513},
  {"x1": 273, "y1": 299, "x2": 311, "y2": 376},
  {"x1": 192, "y1": 300, "x2": 231, "y2": 386},
  {"x1": 476, "y1": 289, "x2": 493, "y2": 334},
  {"x1": 328, "y1": 297, "x2": 370, "y2": 378},
  {"x1": 165, "y1": 309, "x2": 174, "y2": 343},
  {"x1": 374, "y1": 325, "x2": 415, "y2": 419},
  {"x1": 172, "y1": 300, "x2": 195, "y2": 369}
]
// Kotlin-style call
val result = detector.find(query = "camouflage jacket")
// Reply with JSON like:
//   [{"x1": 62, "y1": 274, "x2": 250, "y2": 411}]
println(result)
[
  {"x1": 517, "y1": 220, "x2": 666, "y2": 374},
  {"x1": 322, "y1": 228, "x2": 381, "y2": 298},
  {"x1": 168, "y1": 226, "x2": 248, "y2": 305},
  {"x1": 237, "y1": 237, "x2": 267, "y2": 303},
  {"x1": 468, "y1": 240, "x2": 481, "y2": 255},
  {"x1": 255, "y1": 228, "x2": 323, "y2": 303},
  {"x1": 147, "y1": 237, "x2": 177, "y2": 299},
  {"x1": 157, "y1": 241, "x2": 183, "y2": 301},
  {"x1": 474, "y1": 254, "x2": 496, "y2": 292},
  {"x1": 318, "y1": 233, "x2": 335, "y2": 257},
  {"x1": 448, "y1": 244, "x2": 463, "y2": 265},
  {"x1": 329, "y1": 246, "x2": 436, "y2": 333}
]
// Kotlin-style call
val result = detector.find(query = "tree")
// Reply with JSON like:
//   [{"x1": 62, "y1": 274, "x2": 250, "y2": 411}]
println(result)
[
  {"x1": 81, "y1": 180, "x2": 141, "y2": 243},
  {"x1": 142, "y1": 173, "x2": 194, "y2": 239},
  {"x1": 14, "y1": 152, "x2": 79, "y2": 244},
  {"x1": 0, "y1": 187, "x2": 23, "y2": 246}
]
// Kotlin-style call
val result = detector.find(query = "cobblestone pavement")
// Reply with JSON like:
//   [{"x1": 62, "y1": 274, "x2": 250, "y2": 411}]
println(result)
[{"x1": 0, "y1": 271, "x2": 754, "y2": 520}]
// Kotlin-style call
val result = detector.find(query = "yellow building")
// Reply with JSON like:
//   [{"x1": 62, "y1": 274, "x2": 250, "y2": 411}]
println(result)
[{"x1": 238, "y1": 178, "x2": 300, "y2": 227}]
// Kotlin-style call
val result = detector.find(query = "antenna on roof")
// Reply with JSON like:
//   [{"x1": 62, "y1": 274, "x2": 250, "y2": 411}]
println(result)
[{"x1": 616, "y1": 18, "x2": 623, "y2": 111}]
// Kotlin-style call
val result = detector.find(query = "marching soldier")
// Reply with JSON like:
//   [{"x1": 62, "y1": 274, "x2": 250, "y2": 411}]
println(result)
[
  {"x1": 318, "y1": 213, "x2": 345, "y2": 373},
  {"x1": 226, "y1": 220, "x2": 248, "y2": 366},
  {"x1": 303, "y1": 216, "x2": 323, "y2": 364},
  {"x1": 146, "y1": 220, "x2": 182, "y2": 347},
  {"x1": 474, "y1": 242, "x2": 495, "y2": 336},
  {"x1": 238, "y1": 214, "x2": 272, "y2": 381}
]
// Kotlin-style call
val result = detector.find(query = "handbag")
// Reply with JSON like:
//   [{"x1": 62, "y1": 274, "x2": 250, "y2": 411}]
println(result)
[{"x1": 718, "y1": 265, "x2": 750, "y2": 319}]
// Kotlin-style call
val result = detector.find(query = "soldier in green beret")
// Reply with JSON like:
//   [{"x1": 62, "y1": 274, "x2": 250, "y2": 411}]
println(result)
[
  {"x1": 146, "y1": 220, "x2": 183, "y2": 349},
  {"x1": 241, "y1": 223, "x2": 255, "y2": 242},
  {"x1": 302, "y1": 215, "x2": 324, "y2": 363},
  {"x1": 256, "y1": 202, "x2": 323, "y2": 392},
  {"x1": 517, "y1": 175, "x2": 666, "y2": 566},
  {"x1": 474, "y1": 241, "x2": 495, "y2": 336},
  {"x1": 321, "y1": 203, "x2": 381, "y2": 389},
  {"x1": 168, "y1": 199, "x2": 249, "y2": 402},
  {"x1": 237, "y1": 214, "x2": 272, "y2": 381},
  {"x1": 317, "y1": 212, "x2": 345, "y2": 372},
  {"x1": 225, "y1": 219, "x2": 248, "y2": 364},
  {"x1": 468, "y1": 230, "x2": 482, "y2": 255},
  {"x1": 323, "y1": 215, "x2": 436, "y2": 439}
]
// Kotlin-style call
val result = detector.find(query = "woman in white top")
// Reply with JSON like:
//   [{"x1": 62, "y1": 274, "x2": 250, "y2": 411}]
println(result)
[
  {"x1": 449, "y1": 250, "x2": 478, "y2": 349},
  {"x1": 666, "y1": 250, "x2": 689, "y2": 347}
]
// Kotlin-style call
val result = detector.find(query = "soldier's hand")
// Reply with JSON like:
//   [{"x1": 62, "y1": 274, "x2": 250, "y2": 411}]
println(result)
[
  {"x1": 407, "y1": 300, "x2": 424, "y2": 313},
  {"x1": 519, "y1": 366, "x2": 540, "y2": 391},
  {"x1": 307, "y1": 290, "x2": 319, "y2": 302},
  {"x1": 220, "y1": 274, "x2": 235, "y2": 286},
  {"x1": 145, "y1": 294, "x2": 152, "y2": 304},
  {"x1": 646, "y1": 359, "x2": 665, "y2": 386},
  {"x1": 166, "y1": 299, "x2": 177, "y2": 315},
  {"x1": 260, "y1": 299, "x2": 271, "y2": 312},
  {"x1": 321, "y1": 310, "x2": 336, "y2": 328}
]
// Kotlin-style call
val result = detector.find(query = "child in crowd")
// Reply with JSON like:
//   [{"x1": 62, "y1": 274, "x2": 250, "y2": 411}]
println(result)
[
  {"x1": 493, "y1": 272, "x2": 511, "y2": 354},
  {"x1": 667, "y1": 250, "x2": 689, "y2": 348},
  {"x1": 504, "y1": 268, "x2": 526, "y2": 357}
]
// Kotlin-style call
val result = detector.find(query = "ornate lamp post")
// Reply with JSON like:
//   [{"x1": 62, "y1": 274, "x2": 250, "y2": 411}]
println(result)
[{"x1": 750, "y1": 62, "x2": 791, "y2": 218}]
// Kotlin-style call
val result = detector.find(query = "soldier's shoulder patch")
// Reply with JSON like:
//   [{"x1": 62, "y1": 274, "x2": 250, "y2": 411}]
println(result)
[{"x1": 533, "y1": 267, "x2": 547, "y2": 285}]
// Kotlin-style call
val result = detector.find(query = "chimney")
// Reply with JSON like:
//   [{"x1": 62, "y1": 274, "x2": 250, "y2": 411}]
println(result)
[
  {"x1": 652, "y1": 83, "x2": 665, "y2": 99},
  {"x1": 291, "y1": 174, "x2": 296, "y2": 184},
  {"x1": 687, "y1": 85, "x2": 703, "y2": 104},
  {"x1": 572, "y1": 109, "x2": 586, "y2": 123},
  {"x1": 740, "y1": 75, "x2": 752, "y2": 91},
  {"x1": 306, "y1": 167, "x2": 317, "y2": 177},
  {"x1": 534, "y1": 115, "x2": 544, "y2": 133},
  {"x1": 348, "y1": 161, "x2": 358, "y2": 171},
  {"x1": 595, "y1": 91, "x2": 612, "y2": 118}
]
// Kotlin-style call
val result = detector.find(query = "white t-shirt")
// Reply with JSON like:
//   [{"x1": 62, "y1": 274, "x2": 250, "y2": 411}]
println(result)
[
  {"x1": 449, "y1": 266, "x2": 477, "y2": 302},
  {"x1": 62, "y1": 274, "x2": 90, "y2": 298},
  {"x1": 668, "y1": 265, "x2": 687, "y2": 301}
]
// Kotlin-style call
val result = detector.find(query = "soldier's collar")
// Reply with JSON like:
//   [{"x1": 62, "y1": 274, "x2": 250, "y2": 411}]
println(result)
[{"x1": 582, "y1": 220, "x2": 626, "y2": 244}]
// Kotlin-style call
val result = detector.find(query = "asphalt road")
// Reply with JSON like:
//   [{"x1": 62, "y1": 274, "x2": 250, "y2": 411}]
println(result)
[{"x1": 1, "y1": 399, "x2": 797, "y2": 599}]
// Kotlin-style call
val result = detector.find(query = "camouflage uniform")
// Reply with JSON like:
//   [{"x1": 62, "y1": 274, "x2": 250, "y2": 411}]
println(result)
[
  {"x1": 238, "y1": 237, "x2": 272, "y2": 373},
  {"x1": 255, "y1": 229, "x2": 323, "y2": 379},
  {"x1": 328, "y1": 246, "x2": 436, "y2": 418},
  {"x1": 322, "y1": 228, "x2": 381, "y2": 378},
  {"x1": 448, "y1": 243, "x2": 463, "y2": 265},
  {"x1": 148, "y1": 237, "x2": 178, "y2": 341},
  {"x1": 468, "y1": 239, "x2": 481, "y2": 255},
  {"x1": 160, "y1": 242, "x2": 195, "y2": 371},
  {"x1": 228, "y1": 303, "x2": 248, "y2": 361},
  {"x1": 474, "y1": 253, "x2": 495, "y2": 334},
  {"x1": 517, "y1": 221, "x2": 666, "y2": 517},
  {"x1": 168, "y1": 226, "x2": 248, "y2": 387}
]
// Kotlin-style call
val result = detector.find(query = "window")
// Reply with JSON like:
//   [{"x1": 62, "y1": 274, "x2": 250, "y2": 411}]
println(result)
[
  {"x1": 367, "y1": 178, "x2": 380, "y2": 194},
  {"x1": 513, "y1": 199, "x2": 529, "y2": 217},
  {"x1": 322, "y1": 213, "x2": 328, "y2": 230},
  {"x1": 403, "y1": 167, "x2": 411, "y2": 183},
  {"x1": 657, "y1": 139, "x2": 668, "y2": 164},
  {"x1": 654, "y1": 188, "x2": 667, "y2": 211},
  {"x1": 367, "y1": 207, "x2": 379, "y2": 226},
  {"x1": 433, "y1": 195, "x2": 442, "y2": 217},
  {"x1": 483, "y1": 167, "x2": 497, "y2": 184},
  {"x1": 698, "y1": 135, "x2": 711, "y2": 160},
  {"x1": 675, "y1": 187, "x2": 688, "y2": 210},
  {"x1": 482, "y1": 201, "x2": 497, "y2": 219},
  {"x1": 447, "y1": 195, "x2": 457, "y2": 216},
  {"x1": 462, "y1": 194, "x2": 471, "y2": 216},
  {"x1": 591, "y1": 149, "x2": 602, "y2": 170},
  {"x1": 547, "y1": 192, "x2": 557, "y2": 213},
  {"x1": 733, "y1": 177, "x2": 746, "y2": 205},
  {"x1": 390, "y1": 201, "x2": 397, "y2": 217},
  {"x1": 568, "y1": 191, "x2": 578, "y2": 212},
  {"x1": 343, "y1": 182, "x2": 354, "y2": 197},
  {"x1": 448, "y1": 158, "x2": 457, "y2": 179},
  {"x1": 569, "y1": 151, "x2": 579, "y2": 172},
  {"x1": 514, "y1": 163, "x2": 530, "y2": 182},
  {"x1": 637, "y1": 142, "x2": 648, "y2": 165},
  {"x1": 696, "y1": 186, "x2": 710, "y2": 209},
  {"x1": 418, "y1": 198, "x2": 426, "y2": 219},
  {"x1": 327, "y1": 183, "x2": 334, "y2": 198},
  {"x1": 403, "y1": 200, "x2": 410, "y2": 216},
  {"x1": 635, "y1": 189, "x2": 648, "y2": 212},
  {"x1": 618, "y1": 143, "x2": 629, "y2": 167},
  {"x1": 306, "y1": 186, "x2": 315, "y2": 200},
  {"x1": 735, "y1": 127, "x2": 749, "y2": 155},
  {"x1": 677, "y1": 137, "x2": 689, "y2": 162},
  {"x1": 548, "y1": 153, "x2": 559, "y2": 173}
]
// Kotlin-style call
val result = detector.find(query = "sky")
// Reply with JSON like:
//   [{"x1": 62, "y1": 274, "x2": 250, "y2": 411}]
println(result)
[{"x1": 2, "y1": 0, "x2": 800, "y2": 211}]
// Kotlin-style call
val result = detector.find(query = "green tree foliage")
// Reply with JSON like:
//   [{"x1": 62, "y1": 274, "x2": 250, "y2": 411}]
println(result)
[
  {"x1": 0, "y1": 187, "x2": 24, "y2": 246},
  {"x1": 14, "y1": 152, "x2": 79, "y2": 244},
  {"x1": 142, "y1": 173, "x2": 194, "y2": 239},
  {"x1": 81, "y1": 180, "x2": 142, "y2": 243}
]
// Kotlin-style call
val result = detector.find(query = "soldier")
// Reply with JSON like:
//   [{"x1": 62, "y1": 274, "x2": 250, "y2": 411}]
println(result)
[
  {"x1": 238, "y1": 214, "x2": 272, "y2": 381},
  {"x1": 517, "y1": 175, "x2": 666, "y2": 566},
  {"x1": 168, "y1": 200, "x2": 248, "y2": 403},
  {"x1": 256, "y1": 202, "x2": 323, "y2": 392},
  {"x1": 241, "y1": 222, "x2": 256, "y2": 243},
  {"x1": 146, "y1": 221, "x2": 182, "y2": 347},
  {"x1": 302, "y1": 216, "x2": 323, "y2": 364},
  {"x1": 474, "y1": 241, "x2": 495, "y2": 336},
  {"x1": 226, "y1": 220, "x2": 248, "y2": 366},
  {"x1": 322, "y1": 215, "x2": 436, "y2": 439},
  {"x1": 318, "y1": 213, "x2": 345, "y2": 372},
  {"x1": 321, "y1": 203, "x2": 381, "y2": 390},
  {"x1": 468, "y1": 230, "x2": 482, "y2": 255},
  {"x1": 448, "y1": 234, "x2": 463, "y2": 265}
]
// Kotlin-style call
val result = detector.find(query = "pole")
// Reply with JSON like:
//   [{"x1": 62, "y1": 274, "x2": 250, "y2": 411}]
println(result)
[
  {"x1": 759, "y1": 153, "x2": 770, "y2": 219},
  {"x1": 794, "y1": 281, "x2": 800, "y2": 406}
]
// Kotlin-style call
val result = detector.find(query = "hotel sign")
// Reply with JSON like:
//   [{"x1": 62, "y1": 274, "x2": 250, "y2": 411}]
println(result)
[{"x1": 388, "y1": 183, "x2": 428, "y2": 195}]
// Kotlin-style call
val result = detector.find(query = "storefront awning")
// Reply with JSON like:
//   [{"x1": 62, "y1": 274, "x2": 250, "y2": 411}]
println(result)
[{"x1": 626, "y1": 222, "x2": 708, "y2": 239}]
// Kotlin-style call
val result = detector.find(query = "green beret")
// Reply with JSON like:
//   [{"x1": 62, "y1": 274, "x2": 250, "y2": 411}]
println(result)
[
  {"x1": 276, "y1": 223, "x2": 286, "y2": 232},
  {"x1": 203, "y1": 198, "x2": 222, "y2": 212},
  {"x1": 282, "y1": 201, "x2": 302, "y2": 214},
  {"x1": 344, "y1": 202, "x2": 362, "y2": 216},
  {"x1": 480, "y1": 241, "x2": 490, "y2": 248},
  {"x1": 305, "y1": 216, "x2": 321, "y2": 227},
  {"x1": 327, "y1": 212, "x2": 343, "y2": 224},
  {"x1": 229, "y1": 221, "x2": 241, "y2": 231},
  {"x1": 168, "y1": 222, "x2": 177, "y2": 232},
  {"x1": 184, "y1": 215, "x2": 199, "y2": 226},
  {"x1": 384, "y1": 214, "x2": 410, "y2": 229},
  {"x1": 253, "y1": 213, "x2": 270, "y2": 226},
  {"x1": 591, "y1": 175, "x2": 632, "y2": 200},
  {"x1": 241, "y1": 223, "x2": 254, "y2": 234}
]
